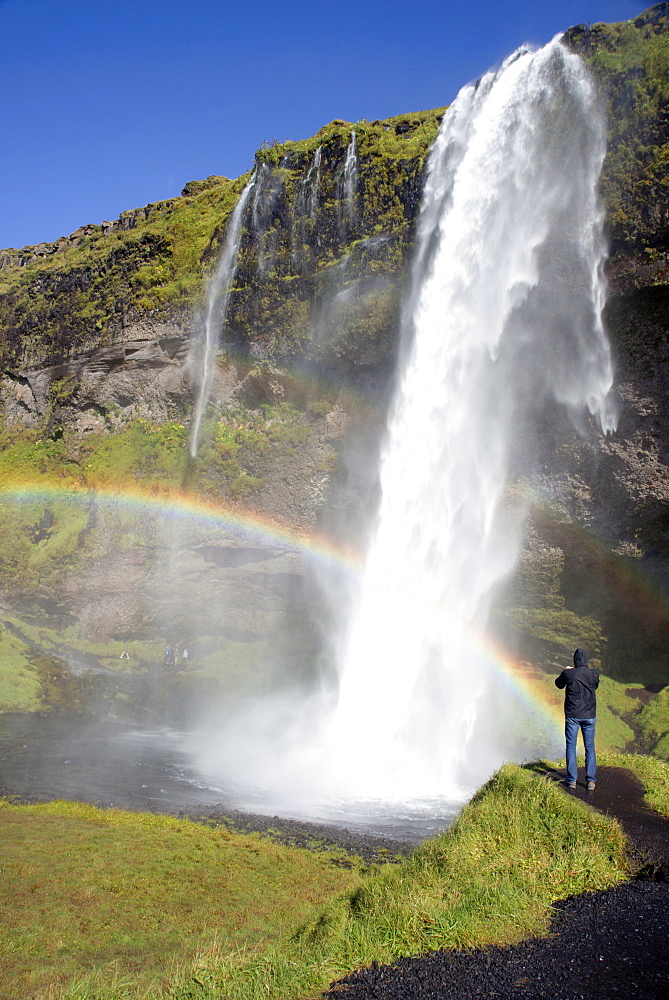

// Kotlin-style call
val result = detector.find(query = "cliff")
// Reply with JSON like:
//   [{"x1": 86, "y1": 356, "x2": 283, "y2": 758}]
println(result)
[{"x1": 0, "y1": 6, "x2": 667, "y2": 756}]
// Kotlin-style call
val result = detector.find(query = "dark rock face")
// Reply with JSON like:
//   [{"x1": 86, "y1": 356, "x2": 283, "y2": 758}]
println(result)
[
  {"x1": 489, "y1": 5, "x2": 669, "y2": 691},
  {"x1": 0, "y1": 317, "x2": 191, "y2": 431}
]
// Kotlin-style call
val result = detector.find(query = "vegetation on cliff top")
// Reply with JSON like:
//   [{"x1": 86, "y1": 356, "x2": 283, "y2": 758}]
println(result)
[
  {"x1": 0, "y1": 174, "x2": 242, "y2": 365},
  {"x1": 566, "y1": 3, "x2": 669, "y2": 260},
  {"x1": 0, "y1": 110, "x2": 443, "y2": 369}
]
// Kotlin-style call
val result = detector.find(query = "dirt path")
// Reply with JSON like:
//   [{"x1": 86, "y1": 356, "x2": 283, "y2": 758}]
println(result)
[
  {"x1": 324, "y1": 766, "x2": 669, "y2": 1000},
  {"x1": 536, "y1": 763, "x2": 669, "y2": 878}
]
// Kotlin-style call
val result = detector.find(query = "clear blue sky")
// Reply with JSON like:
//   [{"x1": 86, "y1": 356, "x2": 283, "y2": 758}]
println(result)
[{"x1": 0, "y1": 0, "x2": 643, "y2": 249}]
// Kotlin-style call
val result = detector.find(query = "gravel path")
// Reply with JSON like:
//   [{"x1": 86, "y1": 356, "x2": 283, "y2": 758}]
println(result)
[
  {"x1": 325, "y1": 882, "x2": 669, "y2": 999},
  {"x1": 536, "y1": 762, "x2": 669, "y2": 878},
  {"x1": 324, "y1": 765, "x2": 669, "y2": 1000}
]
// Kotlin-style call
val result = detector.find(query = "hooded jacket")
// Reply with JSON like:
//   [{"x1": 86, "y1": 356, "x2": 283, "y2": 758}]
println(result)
[{"x1": 555, "y1": 648, "x2": 599, "y2": 719}]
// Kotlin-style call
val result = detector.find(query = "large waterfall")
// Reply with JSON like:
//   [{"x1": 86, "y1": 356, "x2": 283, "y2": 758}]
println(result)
[
  {"x1": 196, "y1": 41, "x2": 618, "y2": 826},
  {"x1": 327, "y1": 40, "x2": 616, "y2": 800}
]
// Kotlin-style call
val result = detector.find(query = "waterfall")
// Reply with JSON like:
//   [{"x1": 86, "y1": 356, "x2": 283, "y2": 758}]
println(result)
[
  {"x1": 292, "y1": 147, "x2": 322, "y2": 267},
  {"x1": 251, "y1": 161, "x2": 286, "y2": 275},
  {"x1": 300, "y1": 145, "x2": 322, "y2": 218},
  {"x1": 327, "y1": 41, "x2": 617, "y2": 799},
  {"x1": 189, "y1": 177, "x2": 255, "y2": 457},
  {"x1": 338, "y1": 130, "x2": 358, "y2": 230},
  {"x1": 343, "y1": 131, "x2": 357, "y2": 214}
]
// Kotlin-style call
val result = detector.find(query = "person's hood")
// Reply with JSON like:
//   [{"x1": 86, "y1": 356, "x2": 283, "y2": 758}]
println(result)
[{"x1": 573, "y1": 648, "x2": 589, "y2": 668}]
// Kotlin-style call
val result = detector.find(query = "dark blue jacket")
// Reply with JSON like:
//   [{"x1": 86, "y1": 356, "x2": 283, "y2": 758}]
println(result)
[{"x1": 555, "y1": 648, "x2": 599, "y2": 719}]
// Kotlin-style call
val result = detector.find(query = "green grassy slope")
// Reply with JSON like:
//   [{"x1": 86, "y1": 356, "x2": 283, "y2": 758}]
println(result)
[
  {"x1": 0, "y1": 799, "x2": 363, "y2": 1000},
  {"x1": 26, "y1": 763, "x2": 629, "y2": 1000}
]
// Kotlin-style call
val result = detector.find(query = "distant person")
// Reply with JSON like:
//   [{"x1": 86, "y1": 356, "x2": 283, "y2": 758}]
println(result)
[
  {"x1": 182, "y1": 647, "x2": 189, "y2": 667},
  {"x1": 120, "y1": 647, "x2": 130, "y2": 660},
  {"x1": 164, "y1": 645, "x2": 173, "y2": 667},
  {"x1": 555, "y1": 648, "x2": 599, "y2": 790}
]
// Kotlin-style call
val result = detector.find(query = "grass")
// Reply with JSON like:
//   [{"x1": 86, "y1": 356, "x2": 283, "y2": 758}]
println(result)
[
  {"x1": 0, "y1": 627, "x2": 41, "y2": 712},
  {"x1": 637, "y1": 685, "x2": 669, "y2": 759},
  {"x1": 0, "y1": 763, "x2": 626, "y2": 1000},
  {"x1": 161, "y1": 764, "x2": 627, "y2": 1000},
  {"x1": 3, "y1": 756, "x2": 657, "y2": 1000},
  {"x1": 0, "y1": 401, "x2": 323, "y2": 501},
  {"x1": 0, "y1": 612, "x2": 160, "y2": 673},
  {"x1": 0, "y1": 799, "x2": 363, "y2": 1000},
  {"x1": 594, "y1": 676, "x2": 639, "y2": 751}
]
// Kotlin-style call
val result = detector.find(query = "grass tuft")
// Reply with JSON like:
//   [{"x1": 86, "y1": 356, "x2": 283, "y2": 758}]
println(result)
[{"x1": 0, "y1": 765, "x2": 648, "y2": 1000}]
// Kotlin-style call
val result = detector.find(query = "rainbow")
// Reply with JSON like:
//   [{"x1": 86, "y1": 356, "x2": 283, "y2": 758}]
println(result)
[
  {"x1": 0, "y1": 478, "x2": 361, "y2": 576},
  {"x1": 470, "y1": 628, "x2": 564, "y2": 736},
  {"x1": 0, "y1": 477, "x2": 573, "y2": 738}
]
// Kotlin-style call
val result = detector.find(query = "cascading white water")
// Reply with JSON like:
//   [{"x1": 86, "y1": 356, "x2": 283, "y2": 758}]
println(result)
[
  {"x1": 338, "y1": 130, "x2": 358, "y2": 228},
  {"x1": 291, "y1": 147, "x2": 322, "y2": 267},
  {"x1": 327, "y1": 40, "x2": 617, "y2": 800},
  {"x1": 189, "y1": 177, "x2": 255, "y2": 457},
  {"x1": 301, "y1": 146, "x2": 322, "y2": 218},
  {"x1": 251, "y1": 161, "x2": 287, "y2": 275},
  {"x1": 194, "y1": 40, "x2": 619, "y2": 829},
  {"x1": 343, "y1": 131, "x2": 357, "y2": 209}
]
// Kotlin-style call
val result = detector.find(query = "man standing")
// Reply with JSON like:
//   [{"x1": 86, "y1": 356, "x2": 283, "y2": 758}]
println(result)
[{"x1": 555, "y1": 648, "x2": 599, "y2": 790}]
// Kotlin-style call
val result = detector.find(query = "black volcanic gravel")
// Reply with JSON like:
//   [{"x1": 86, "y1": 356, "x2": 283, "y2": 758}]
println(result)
[
  {"x1": 180, "y1": 808, "x2": 414, "y2": 864},
  {"x1": 324, "y1": 766, "x2": 669, "y2": 1000},
  {"x1": 324, "y1": 881, "x2": 669, "y2": 999},
  {"x1": 536, "y1": 763, "x2": 669, "y2": 879}
]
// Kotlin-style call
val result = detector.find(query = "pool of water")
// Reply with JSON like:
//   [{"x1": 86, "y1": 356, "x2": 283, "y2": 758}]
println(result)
[{"x1": 0, "y1": 713, "x2": 459, "y2": 843}]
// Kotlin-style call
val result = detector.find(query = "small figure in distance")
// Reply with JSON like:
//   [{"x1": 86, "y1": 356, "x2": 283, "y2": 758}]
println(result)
[
  {"x1": 555, "y1": 648, "x2": 599, "y2": 791},
  {"x1": 120, "y1": 646, "x2": 130, "y2": 660},
  {"x1": 182, "y1": 647, "x2": 189, "y2": 667},
  {"x1": 164, "y1": 644, "x2": 173, "y2": 667}
]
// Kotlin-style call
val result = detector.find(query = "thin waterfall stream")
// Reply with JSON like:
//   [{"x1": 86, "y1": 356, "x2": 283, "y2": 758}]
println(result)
[{"x1": 189, "y1": 175, "x2": 255, "y2": 456}]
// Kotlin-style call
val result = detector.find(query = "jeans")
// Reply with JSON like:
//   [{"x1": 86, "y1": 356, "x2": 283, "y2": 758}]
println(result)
[{"x1": 565, "y1": 717, "x2": 596, "y2": 785}]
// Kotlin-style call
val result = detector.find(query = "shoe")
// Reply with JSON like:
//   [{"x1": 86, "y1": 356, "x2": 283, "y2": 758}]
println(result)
[
  {"x1": 587, "y1": 780, "x2": 596, "y2": 791},
  {"x1": 563, "y1": 780, "x2": 576, "y2": 789}
]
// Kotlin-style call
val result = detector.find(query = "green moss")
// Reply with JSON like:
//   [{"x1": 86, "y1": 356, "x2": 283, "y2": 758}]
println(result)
[
  {"x1": 499, "y1": 606, "x2": 603, "y2": 663},
  {"x1": 0, "y1": 496, "x2": 91, "y2": 590},
  {"x1": 80, "y1": 419, "x2": 189, "y2": 487},
  {"x1": 0, "y1": 430, "x2": 75, "y2": 481},
  {"x1": 0, "y1": 410, "x2": 308, "y2": 501},
  {"x1": 595, "y1": 676, "x2": 637, "y2": 751}
]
